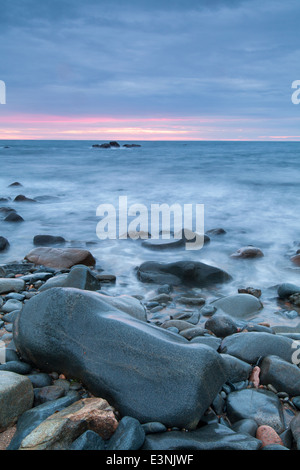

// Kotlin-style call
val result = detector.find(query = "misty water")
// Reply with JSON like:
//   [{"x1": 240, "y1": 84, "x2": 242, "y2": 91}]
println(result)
[{"x1": 1, "y1": 140, "x2": 300, "y2": 328}]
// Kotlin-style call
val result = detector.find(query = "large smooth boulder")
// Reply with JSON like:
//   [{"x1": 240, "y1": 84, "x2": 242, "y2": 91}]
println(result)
[
  {"x1": 19, "y1": 398, "x2": 118, "y2": 450},
  {"x1": 14, "y1": 288, "x2": 227, "y2": 429},
  {"x1": 25, "y1": 247, "x2": 96, "y2": 269},
  {"x1": 0, "y1": 371, "x2": 34, "y2": 431},
  {"x1": 211, "y1": 294, "x2": 262, "y2": 319},
  {"x1": 220, "y1": 332, "x2": 295, "y2": 364},
  {"x1": 142, "y1": 423, "x2": 261, "y2": 450},
  {"x1": 137, "y1": 261, "x2": 231, "y2": 287},
  {"x1": 259, "y1": 355, "x2": 300, "y2": 396},
  {"x1": 226, "y1": 389, "x2": 285, "y2": 433}
]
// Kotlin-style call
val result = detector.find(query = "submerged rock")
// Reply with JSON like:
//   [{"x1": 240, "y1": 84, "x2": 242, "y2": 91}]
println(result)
[
  {"x1": 0, "y1": 236, "x2": 9, "y2": 251},
  {"x1": 230, "y1": 246, "x2": 264, "y2": 259},
  {"x1": 33, "y1": 235, "x2": 66, "y2": 246},
  {"x1": 137, "y1": 260, "x2": 231, "y2": 287},
  {"x1": 14, "y1": 287, "x2": 227, "y2": 429}
]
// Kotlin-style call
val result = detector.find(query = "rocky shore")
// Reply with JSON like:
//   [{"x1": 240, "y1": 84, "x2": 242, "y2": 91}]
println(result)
[{"x1": 1, "y1": 236, "x2": 300, "y2": 451}]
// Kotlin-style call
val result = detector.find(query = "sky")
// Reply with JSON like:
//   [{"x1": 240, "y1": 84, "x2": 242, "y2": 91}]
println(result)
[{"x1": 0, "y1": 0, "x2": 300, "y2": 140}]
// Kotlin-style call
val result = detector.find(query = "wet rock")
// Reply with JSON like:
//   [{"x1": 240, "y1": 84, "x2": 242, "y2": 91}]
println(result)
[
  {"x1": 256, "y1": 425, "x2": 284, "y2": 448},
  {"x1": 39, "y1": 265, "x2": 101, "y2": 292},
  {"x1": 1, "y1": 299, "x2": 23, "y2": 313},
  {"x1": 107, "y1": 416, "x2": 145, "y2": 450},
  {"x1": 179, "y1": 327, "x2": 208, "y2": 340},
  {"x1": 238, "y1": 287, "x2": 261, "y2": 298},
  {"x1": 34, "y1": 386, "x2": 66, "y2": 406},
  {"x1": 69, "y1": 430, "x2": 105, "y2": 450},
  {"x1": 0, "y1": 361, "x2": 32, "y2": 375},
  {"x1": 123, "y1": 144, "x2": 141, "y2": 148},
  {"x1": 142, "y1": 423, "x2": 261, "y2": 450},
  {"x1": 230, "y1": 246, "x2": 264, "y2": 259},
  {"x1": 211, "y1": 294, "x2": 262, "y2": 319},
  {"x1": 14, "y1": 287, "x2": 227, "y2": 430},
  {"x1": 190, "y1": 336, "x2": 221, "y2": 350},
  {"x1": 177, "y1": 296, "x2": 205, "y2": 306},
  {"x1": 220, "y1": 354, "x2": 255, "y2": 382},
  {"x1": 290, "y1": 414, "x2": 300, "y2": 449},
  {"x1": 0, "y1": 237, "x2": 9, "y2": 252},
  {"x1": 0, "y1": 371, "x2": 34, "y2": 431},
  {"x1": 277, "y1": 283, "x2": 300, "y2": 299},
  {"x1": 232, "y1": 419, "x2": 258, "y2": 437},
  {"x1": 206, "y1": 228, "x2": 226, "y2": 236},
  {"x1": 142, "y1": 238, "x2": 184, "y2": 250},
  {"x1": 161, "y1": 319, "x2": 197, "y2": 332},
  {"x1": 220, "y1": 332, "x2": 295, "y2": 364},
  {"x1": 205, "y1": 313, "x2": 238, "y2": 338},
  {"x1": 0, "y1": 278, "x2": 25, "y2": 294},
  {"x1": 27, "y1": 373, "x2": 52, "y2": 388},
  {"x1": 14, "y1": 195, "x2": 37, "y2": 203},
  {"x1": 4, "y1": 212, "x2": 24, "y2": 222},
  {"x1": 33, "y1": 235, "x2": 66, "y2": 246},
  {"x1": 226, "y1": 389, "x2": 285, "y2": 433},
  {"x1": 7, "y1": 392, "x2": 80, "y2": 450},
  {"x1": 8, "y1": 182, "x2": 22, "y2": 187},
  {"x1": 137, "y1": 260, "x2": 231, "y2": 287},
  {"x1": 19, "y1": 398, "x2": 118, "y2": 450},
  {"x1": 142, "y1": 422, "x2": 167, "y2": 434},
  {"x1": 25, "y1": 247, "x2": 96, "y2": 269},
  {"x1": 291, "y1": 254, "x2": 300, "y2": 266},
  {"x1": 259, "y1": 355, "x2": 300, "y2": 396}
]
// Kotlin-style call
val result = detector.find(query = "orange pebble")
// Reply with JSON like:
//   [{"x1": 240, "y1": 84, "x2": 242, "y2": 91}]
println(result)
[
  {"x1": 256, "y1": 425, "x2": 284, "y2": 448},
  {"x1": 250, "y1": 366, "x2": 260, "y2": 388},
  {"x1": 59, "y1": 374, "x2": 66, "y2": 380}
]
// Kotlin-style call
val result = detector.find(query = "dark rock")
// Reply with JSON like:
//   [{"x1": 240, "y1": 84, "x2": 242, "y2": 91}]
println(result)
[
  {"x1": 109, "y1": 141, "x2": 120, "y2": 147},
  {"x1": 142, "y1": 423, "x2": 261, "y2": 450},
  {"x1": 206, "y1": 228, "x2": 226, "y2": 236},
  {"x1": 39, "y1": 265, "x2": 101, "y2": 292},
  {"x1": 123, "y1": 144, "x2": 141, "y2": 148},
  {"x1": 0, "y1": 360, "x2": 32, "y2": 375},
  {"x1": 14, "y1": 287, "x2": 227, "y2": 430},
  {"x1": 259, "y1": 355, "x2": 300, "y2": 396},
  {"x1": 211, "y1": 294, "x2": 262, "y2": 319},
  {"x1": 157, "y1": 284, "x2": 173, "y2": 294},
  {"x1": 278, "y1": 283, "x2": 300, "y2": 299},
  {"x1": 8, "y1": 182, "x2": 22, "y2": 187},
  {"x1": 27, "y1": 373, "x2": 53, "y2": 388},
  {"x1": 107, "y1": 416, "x2": 145, "y2": 450},
  {"x1": 92, "y1": 143, "x2": 111, "y2": 148},
  {"x1": 292, "y1": 396, "x2": 300, "y2": 410},
  {"x1": 290, "y1": 414, "x2": 300, "y2": 449},
  {"x1": 14, "y1": 194, "x2": 37, "y2": 203},
  {"x1": 190, "y1": 336, "x2": 221, "y2": 350},
  {"x1": 33, "y1": 235, "x2": 66, "y2": 246},
  {"x1": 137, "y1": 260, "x2": 231, "y2": 287},
  {"x1": 34, "y1": 385, "x2": 66, "y2": 405},
  {"x1": 142, "y1": 422, "x2": 167, "y2": 434},
  {"x1": 220, "y1": 332, "x2": 295, "y2": 364},
  {"x1": 226, "y1": 389, "x2": 285, "y2": 433},
  {"x1": 69, "y1": 430, "x2": 105, "y2": 450},
  {"x1": 231, "y1": 418, "x2": 258, "y2": 437},
  {"x1": 220, "y1": 354, "x2": 252, "y2": 382},
  {"x1": 200, "y1": 305, "x2": 217, "y2": 317},
  {"x1": 4, "y1": 212, "x2": 24, "y2": 222},
  {"x1": 179, "y1": 327, "x2": 208, "y2": 340},
  {"x1": 230, "y1": 246, "x2": 264, "y2": 259},
  {"x1": 205, "y1": 313, "x2": 238, "y2": 338},
  {"x1": 142, "y1": 238, "x2": 184, "y2": 250},
  {"x1": 7, "y1": 392, "x2": 80, "y2": 450},
  {"x1": 0, "y1": 236, "x2": 9, "y2": 251}
]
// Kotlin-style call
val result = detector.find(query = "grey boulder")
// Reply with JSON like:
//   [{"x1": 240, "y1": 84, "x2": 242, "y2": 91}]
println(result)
[
  {"x1": 14, "y1": 287, "x2": 227, "y2": 429},
  {"x1": 211, "y1": 294, "x2": 262, "y2": 319},
  {"x1": 259, "y1": 355, "x2": 300, "y2": 396}
]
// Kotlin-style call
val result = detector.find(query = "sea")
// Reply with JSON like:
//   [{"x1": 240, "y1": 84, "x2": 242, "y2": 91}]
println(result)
[{"x1": 0, "y1": 140, "x2": 300, "y2": 327}]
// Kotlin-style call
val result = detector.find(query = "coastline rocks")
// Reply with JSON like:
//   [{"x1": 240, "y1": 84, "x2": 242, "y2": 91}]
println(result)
[
  {"x1": 142, "y1": 423, "x2": 261, "y2": 450},
  {"x1": 226, "y1": 389, "x2": 285, "y2": 433},
  {"x1": 14, "y1": 195, "x2": 37, "y2": 203},
  {"x1": 8, "y1": 182, "x2": 22, "y2": 187},
  {"x1": 25, "y1": 247, "x2": 96, "y2": 269},
  {"x1": 19, "y1": 398, "x2": 118, "y2": 450},
  {"x1": 92, "y1": 141, "x2": 121, "y2": 149},
  {"x1": 33, "y1": 235, "x2": 66, "y2": 246},
  {"x1": 220, "y1": 354, "x2": 252, "y2": 382},
  {"x1": 220, "y1": 332, "x2": 295, "y2": 364},
  {"x1": 0, "y1": 278, "x2": 25, "y2": 294},
  {"x1": 230, "y1": 246, "x2": 264, "y2": 259},
  {"x1": 14, "y1": 287, "x2": 227, "y2": 429},
  {"x1": 211, "y1": 294, "x2": 262, "y2": 319},
  {"x1": 0, "y1": 236, "x2": 9, "y2": 251},
  {"x1": 259, "y1": 355, "x2": 300, "y2": 396},
  {"x1": 0, "y1": 371, "x2": 34, "y2": 431},
  {"x1": 8, "y1": 392, "x2": 81, "y2": 450},
  {"x1": 123, "y1": 144, "x2": 141, "y2": 148},
  {"x1": 137, "y1": 261, "x2": 231, "y2": 287}
]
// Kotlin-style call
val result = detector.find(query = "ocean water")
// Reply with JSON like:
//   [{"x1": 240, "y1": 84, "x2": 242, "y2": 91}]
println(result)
[{"x1": 0, "y1": 140, "x2": 300, "y2": 326}]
